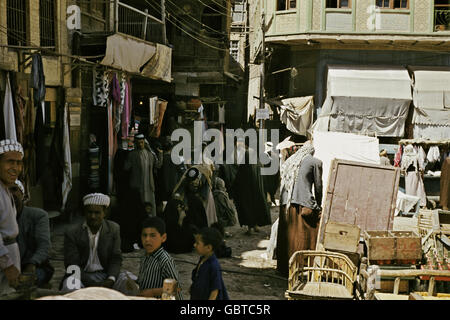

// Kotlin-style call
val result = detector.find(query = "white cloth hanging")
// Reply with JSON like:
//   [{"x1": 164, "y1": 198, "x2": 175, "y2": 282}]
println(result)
[
  {"x1": 61, "y1": 103, "x2": 72, "y2": 212},
  {"x1": 426, "y1": 146, "x2": 440, "y2": 163},
  {"x1": 3, "y1": 73, "x2": 17, "y2": 140}
]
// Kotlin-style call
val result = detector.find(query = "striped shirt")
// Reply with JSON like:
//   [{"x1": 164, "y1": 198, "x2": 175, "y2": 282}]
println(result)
[{"x1": 137, "y1": 247, "x2": 183, "y2": 300}]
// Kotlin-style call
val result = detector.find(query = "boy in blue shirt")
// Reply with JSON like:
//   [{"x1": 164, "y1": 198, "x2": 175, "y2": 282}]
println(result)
[
  {"x1": 190, "y1": 227, "x2": 229, "y2": 300},
  {"x1": 137, "y1": 217, "x2": 183, "y2": 299}
]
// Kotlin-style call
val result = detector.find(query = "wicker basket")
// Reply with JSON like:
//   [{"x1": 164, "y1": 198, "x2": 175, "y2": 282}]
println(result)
[{"x1": 286, "y1": 250, "x2": 357, "y2": 300}]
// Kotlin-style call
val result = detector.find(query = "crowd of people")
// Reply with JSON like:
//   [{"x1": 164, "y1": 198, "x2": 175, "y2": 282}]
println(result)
[
  {"x1": 0, "y1": 135, "x2": 276, "y2": 300},
  {"x1": 7, "y1": 133, "x2": 445, "y2": 299}
]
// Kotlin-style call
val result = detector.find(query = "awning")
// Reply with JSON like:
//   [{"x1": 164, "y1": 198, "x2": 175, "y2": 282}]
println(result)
[
  {"x1": 315, "y1": 65, "x2": 412, "y2": 137},
  {"x1": 279, "y1": 96, "x2": 314, "y2": 136},
  {"x1": 409, "y1": 66, "x2": 450, "y2": 110},
  {"x1": 412, "y1": 107, "x2": 450, "y2": 140},
  {"x1": 100, "y1": 34, "x2": 172, "y2": 82}
]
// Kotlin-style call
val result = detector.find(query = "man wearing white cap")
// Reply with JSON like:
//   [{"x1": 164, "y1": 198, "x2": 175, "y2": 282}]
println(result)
[
  {"x1": 0, "y1": 139, "x2": 24, "y2": 295},
  {"x1": 61, "y1": 193, "x2": 125, "y2": 292}
]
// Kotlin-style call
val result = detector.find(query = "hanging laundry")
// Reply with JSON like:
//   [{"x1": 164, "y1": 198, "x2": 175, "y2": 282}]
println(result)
[
  {"x1": 12, "y1": 79, "x2": 25, "y2": 145},
  {"x1": 218, "y1": 104, "x2": 225, "y2": 124},
  {"x1": 394, "y1": 144, "x2": 402, "y2": 167},
  {"x1": 148, "y1": 96, "x2": 158, "y2": 125},
  {"x1": 121, "y1": 79, "x2": 132, "y2": 141},
  {"x1": 3, "y1": 72, "x2": 17, "y2": 140},
  {"x1": 61, "y1": 103, "x2": 72, "y2": 212},
  {"x1": 93, "y1": 67, "x2": 109, "y2": 107},
  {"x1": 427, "y1": 146, "x2": 441, "y2": 164},
  {"x1": 111, "y1": 73, "x2": 121, "y2": 135},
  {"x1": 31, "y1": 53, "x2": 46, "y2": 108},
  {"x1": 107, "y1": 101, "x2": 114, "y2": 194},
  {"x1": 417, "y1": 145, "x2": 427, "y2": 170},
  {"x1": 154, "y1": 99, "x2": 168, "y2": 138},
  {"x1": 119, "y1": 73, "x2": 126, "y2": 115}
]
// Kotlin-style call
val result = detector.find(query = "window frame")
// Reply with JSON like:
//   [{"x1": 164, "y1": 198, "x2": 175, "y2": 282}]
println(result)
[
  {"x1": 326, "y1": 0, "x2": 352, "y2": 9},
  {"x1": 230, "y1": 40, "x2": 239, "y2": 63},
  {"x1": 375, "y1": 0, "x2": 409, "y2": 10},
  {"x1": 6, "y1": 0, "x2": 28, "y2": 46},
  {"x1": 276, "y1": 0, "x2": 297, "y2": 12},
  {"x1": 39, "y1": 0, "x2": 56, "y2": 49}
]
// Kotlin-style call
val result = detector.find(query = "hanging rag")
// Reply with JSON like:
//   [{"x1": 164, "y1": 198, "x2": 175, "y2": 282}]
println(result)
[
  {"x1": 12, "y1": 79, "x2": 25, "y2": 145},
  {"x1": 92, "y1": 67, "x2": 109, "y2": 107},
  {"x1": 426, "y1": 146, "x2": 440, "y2": 164},
  {"x1": 111, "y1": 73, "x2": 121, "y2": 134},
  {"x1": 417, "y1": 146, "x2": 427, "y2": 170},
  {"x1": 394, "y1": 144, "x2": 403, "y2": 167},
  {"x1": 61, "y1": 103, "x2": 72, "y2": 212},
  {"x1": 31, "y1": 54, "x2": 46, "y2": 108},
  {"x1": 3, "y1": 73, "x2": 17, "y2": 140}
]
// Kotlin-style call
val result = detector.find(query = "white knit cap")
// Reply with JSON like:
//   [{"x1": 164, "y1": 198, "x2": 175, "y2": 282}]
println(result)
[
  {"x1": 0, "y1": 139, "x2": 24, "y2": 156},
  {"x1": 83, "y1": 193, "x2": 110, "y2": 207},
  {"x1": 15, "y1": 179, "x2": 25, "y2": 194}
]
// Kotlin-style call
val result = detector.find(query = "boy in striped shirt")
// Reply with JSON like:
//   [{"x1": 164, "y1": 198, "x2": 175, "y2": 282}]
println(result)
[{"x1": 137, "y1": 217, "x2": 183, "y2": 299}]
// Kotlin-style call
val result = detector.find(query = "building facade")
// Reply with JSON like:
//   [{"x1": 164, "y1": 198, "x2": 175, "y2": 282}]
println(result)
[{"x1": 249, "y1": 0, "x2": 450, "y2": 140}]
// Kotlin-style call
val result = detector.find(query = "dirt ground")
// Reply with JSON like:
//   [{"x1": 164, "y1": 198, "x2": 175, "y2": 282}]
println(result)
[{"x1": 47, "y1": 205, "x2": 288, "y2": 300}]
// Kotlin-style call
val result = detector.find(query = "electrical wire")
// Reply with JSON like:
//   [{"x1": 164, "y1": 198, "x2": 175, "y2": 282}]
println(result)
[
  {"x1": 196, "y1": 0, "x2": 230, "y2": 17},
  {"x1": 147, "y1": 0, "x2": 252, "y2": 50},
  {"x1": 155, "y1": 0, "x2": 227, "y2": 36},
  {"x1": 144, "y1": 0, "x2": 229, "y2": 51}
]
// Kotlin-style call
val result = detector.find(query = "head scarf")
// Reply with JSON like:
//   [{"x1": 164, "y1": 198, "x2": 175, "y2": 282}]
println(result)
[
  {"x1": 280, "y1": 141, "x2": 315, "y2": 208},
  {"x1": 401, "y1": 145, "x2": 418, "y2": 172},
  {"x1": 0, "y1": 139, "x2": 23, "y2": 156},
  {"x1": 83, "y1": 193, "x2": 110, "y2": 207}
]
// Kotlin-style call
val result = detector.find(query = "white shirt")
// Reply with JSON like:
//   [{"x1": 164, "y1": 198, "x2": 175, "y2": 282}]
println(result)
[
  {"x1": 83, "y1": 223, "x2": 116, "y2": 282},
  {"x1": 84, "y1": 223, "x2": 103, "y2": 273}
]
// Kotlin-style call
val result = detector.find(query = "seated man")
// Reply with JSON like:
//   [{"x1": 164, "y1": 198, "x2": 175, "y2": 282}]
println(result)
[
  {"x1": 10, "y1": 180, "x2": 54, "y2": 288},
  {"x1": 61, "y1": 193, "x2": 126, "y2": 293}
]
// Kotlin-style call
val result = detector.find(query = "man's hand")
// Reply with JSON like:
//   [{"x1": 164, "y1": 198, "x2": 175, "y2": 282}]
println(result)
[
  {"x1": 101, "y1": 279, "x2": 115, "y2": 288},
  {"x1": 3, "y1": 265, "x2": 20, "y2": 288}
]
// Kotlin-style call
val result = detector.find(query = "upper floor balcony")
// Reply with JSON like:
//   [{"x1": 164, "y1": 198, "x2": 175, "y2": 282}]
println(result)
[
  {"x1": 75, "y1": 0, "x2": 165, "y2": 44},
  {"x1": 264, "y1": 0, "x2": 450, "y2": 45}
]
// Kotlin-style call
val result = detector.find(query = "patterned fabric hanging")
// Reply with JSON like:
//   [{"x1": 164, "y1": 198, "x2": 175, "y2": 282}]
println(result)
[{"x1": 92, "y1": 67, "x2": 109, "y2": 107}]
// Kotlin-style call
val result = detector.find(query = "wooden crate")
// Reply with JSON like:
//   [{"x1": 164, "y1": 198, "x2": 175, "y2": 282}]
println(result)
[
  {"x1": 324, "y1": 222, "x2": 361, "y2": 253},
  {"x1": 364, "y1": 231, "x2": 422, "y2": 262}
]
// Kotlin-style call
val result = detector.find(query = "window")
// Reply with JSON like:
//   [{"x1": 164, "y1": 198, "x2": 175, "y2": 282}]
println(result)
[
  {"x1": 326, "y1": 0, "x2": 351, "y2": 8},
  {"x1": 375, "y1": 0, "x2": 408, "y2": 9},
  {"x1": 434, "y1": 0, "x2": 450, "y2": 31},
  {"x1": 6, "y1": 0, "x2": 27, "y2": 46},
  {"x1": 277, "y1": 0, "x2": 296, "y2": 11},
  {"x1": 232, "y1": 0, "x2": 245, "y2": 23},
  {"x1": 230, "y1": 40, "x2": 239, "y2": 63},
  {"x1": 40, "y1": 0, "x2": 56, "y2": 48}
]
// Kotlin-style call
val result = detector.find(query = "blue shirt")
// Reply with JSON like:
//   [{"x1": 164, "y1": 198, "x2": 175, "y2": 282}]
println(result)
[{"x1": 190, "y1": 254, "x2": 229, "y2": 300}]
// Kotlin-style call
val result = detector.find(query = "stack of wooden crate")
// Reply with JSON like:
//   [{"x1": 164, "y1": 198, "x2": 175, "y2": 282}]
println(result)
[{"x1": 363, "y1": 230, "x2": 422, "y2": 294}]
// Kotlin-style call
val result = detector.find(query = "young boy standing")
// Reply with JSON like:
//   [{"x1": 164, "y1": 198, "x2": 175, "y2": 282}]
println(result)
[
  {"x1": 190, "y1": 227, "x2": 229, "y2": 300},
  {"x1": 137, "y1": 217, "x2": 183, "y2": 299}
]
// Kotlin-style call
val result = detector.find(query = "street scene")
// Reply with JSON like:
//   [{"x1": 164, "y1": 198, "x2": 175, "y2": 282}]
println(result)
[{"x1": 1, "y1": 0, "x2": 450, "y2": 302}]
